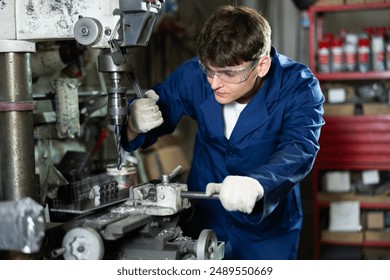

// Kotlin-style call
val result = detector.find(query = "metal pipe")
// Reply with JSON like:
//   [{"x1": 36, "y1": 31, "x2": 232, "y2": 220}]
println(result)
[{"x1": 0, "y1": 51, "x2": 37, "y2": 201}]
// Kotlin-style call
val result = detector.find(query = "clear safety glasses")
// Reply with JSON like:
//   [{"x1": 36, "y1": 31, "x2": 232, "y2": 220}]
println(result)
[{"x1": 199, "y1": 59, "x2": 259, "y2": 84}]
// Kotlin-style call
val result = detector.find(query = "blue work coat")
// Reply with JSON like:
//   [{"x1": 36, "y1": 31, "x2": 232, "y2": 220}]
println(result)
[{"x1": 123, "y1": 47, "x2": 325, "y2": 259}]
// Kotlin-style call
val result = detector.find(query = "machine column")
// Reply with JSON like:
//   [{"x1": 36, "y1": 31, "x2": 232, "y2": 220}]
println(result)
[{"x1": 0, "y1": 40, "x2": 37, "y2": 201}]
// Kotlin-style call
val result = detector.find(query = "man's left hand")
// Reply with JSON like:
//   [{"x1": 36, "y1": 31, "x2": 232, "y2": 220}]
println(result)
[{"x1": 206, "y1": 175, "x2": 264, "y2": 214}]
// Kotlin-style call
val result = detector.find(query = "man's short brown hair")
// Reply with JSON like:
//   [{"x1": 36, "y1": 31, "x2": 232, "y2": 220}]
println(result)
[{"x1": 196, "y1": 5, "x2": 271, "y2": 68}]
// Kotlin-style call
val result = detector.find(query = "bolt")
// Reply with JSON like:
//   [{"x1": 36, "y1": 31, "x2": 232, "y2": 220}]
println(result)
[
  {"x1": 80, "y1": 27, "x2": 89, "y2": 36},
  {"x1": 104, "y1": 28, "x2": 112, "y2": 36},
  {"x1": 77, "y1": 245, "x2": 85, "y2": 253}
]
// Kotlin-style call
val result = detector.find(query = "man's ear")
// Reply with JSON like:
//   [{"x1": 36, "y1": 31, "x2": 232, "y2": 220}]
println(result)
[{"x1": 256, "y1": 56, "x2": 271, "y2": 78}]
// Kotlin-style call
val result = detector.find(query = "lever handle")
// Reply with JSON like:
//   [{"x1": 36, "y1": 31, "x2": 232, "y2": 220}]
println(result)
[{"x1": 161, "y1": 165, "x2": 182, "y2": 184}]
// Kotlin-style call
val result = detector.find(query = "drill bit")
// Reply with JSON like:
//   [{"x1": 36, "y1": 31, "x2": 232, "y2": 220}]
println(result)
[{"x1": 115, "y1": 125, "x2": 122, "y2": 170}]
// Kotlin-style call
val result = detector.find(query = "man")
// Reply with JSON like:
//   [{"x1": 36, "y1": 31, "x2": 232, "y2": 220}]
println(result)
[{"x1": 122, "y1": 5, "x2": 324, "y2": 259}]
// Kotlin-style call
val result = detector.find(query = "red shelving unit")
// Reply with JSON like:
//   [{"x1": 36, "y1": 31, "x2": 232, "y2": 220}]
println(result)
[
  {"x1": 312, "y1": 115, "x2": 390, "y2": 259},
  {"x1": 308, "y1": 2, "x2": 390, "y2": 260}
]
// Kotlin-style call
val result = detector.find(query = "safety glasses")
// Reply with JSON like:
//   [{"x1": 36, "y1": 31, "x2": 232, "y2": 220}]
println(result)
[{"x1": 198, "y1": 59, "x2": 259, "y2": 84}]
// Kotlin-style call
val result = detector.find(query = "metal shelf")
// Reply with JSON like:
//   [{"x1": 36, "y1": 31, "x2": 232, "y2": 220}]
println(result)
[
  {"x1": 311, "y1": 2, "x2": 390, "y2": 13},
  {"x1": 321, "y1": 241, "x2": 390, "y2": 247},
  {"x1": 314, "y1": 71, "x2": 390, "y2": 81}
]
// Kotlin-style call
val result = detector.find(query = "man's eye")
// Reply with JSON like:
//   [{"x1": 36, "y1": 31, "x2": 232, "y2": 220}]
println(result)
[
  {"x1": 222, "y1": 71, "x2": 236, "y2": 77},
  {"x1": 206, "y1": 70, "x2": 215, "y2": 77}
]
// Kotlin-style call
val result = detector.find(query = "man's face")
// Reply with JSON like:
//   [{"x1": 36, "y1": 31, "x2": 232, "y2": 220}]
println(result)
[{"x1": 203, "y1": 60, "x2": 262, "y2": 104}]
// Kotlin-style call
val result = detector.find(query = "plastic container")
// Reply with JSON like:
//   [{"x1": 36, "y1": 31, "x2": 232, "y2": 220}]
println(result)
[
  {"x1": 344, "y1": 33, "x2": 358, "y2": 72},
  {"x1": 317, "y1": 40, "x2": 331, "y2": 72},
  {"x1": 371, "y1": 34, "x2": 385, "y2": 71},
  {"x1": 358, "y1": 37, "x2": 370, "y2": 73},
  {"x1": 331, "y1": 37, "x2": 344, "y2": 72}
]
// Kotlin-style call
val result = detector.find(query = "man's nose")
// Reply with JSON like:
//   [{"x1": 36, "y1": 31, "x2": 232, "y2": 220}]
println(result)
[{"x1": 209, "y1": 74, "x2": 223, "y2": 90}]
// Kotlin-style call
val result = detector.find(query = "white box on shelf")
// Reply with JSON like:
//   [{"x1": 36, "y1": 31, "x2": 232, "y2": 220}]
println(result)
[
  {"x1": 328, "y1": 88, "x2": 347, "y2": 103},
  {"x1": 329, "y1": 201, "x2": 361, "y2": 232},
  {"x1": 361, "y1": 170, "x2": 380, "y2": 185},
  {"x1": 323, "y1": 171, "x2": 351, "y2": 192}
]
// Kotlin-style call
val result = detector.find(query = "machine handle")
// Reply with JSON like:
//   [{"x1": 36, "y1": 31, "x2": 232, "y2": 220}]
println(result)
[
  {"x1": 161, "y1": 165, "x2": 183, "y2": 184},
  {"x1": 180, "y1": 191, "x2": 220, "y2": 200},
  {"x1": 127, "y1": 71, "x2": 144, "y2": 98}
]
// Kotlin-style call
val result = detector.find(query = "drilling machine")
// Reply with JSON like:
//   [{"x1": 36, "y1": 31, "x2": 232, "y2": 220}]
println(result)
[
  {"x1": 0, "y1": 0, "x2": 162, "y2": 201},
  {"x1": 0, "y1": 0, "x2": 224, "y2": 260}
]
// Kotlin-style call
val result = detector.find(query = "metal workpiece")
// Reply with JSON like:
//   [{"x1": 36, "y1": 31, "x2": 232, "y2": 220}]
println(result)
[{"x1": 0, "y1": 51, "x2": 37, "y2": 201}]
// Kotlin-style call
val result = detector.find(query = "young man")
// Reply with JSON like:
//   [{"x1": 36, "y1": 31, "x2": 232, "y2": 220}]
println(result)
[{"x1": 122, "y1": 5, "x2": 324, "y2": 259}]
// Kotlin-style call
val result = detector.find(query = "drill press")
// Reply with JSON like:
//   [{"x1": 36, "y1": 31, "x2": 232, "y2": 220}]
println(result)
[{"x1": 75, "y1": 0, "x2": 165, "y2": 170}]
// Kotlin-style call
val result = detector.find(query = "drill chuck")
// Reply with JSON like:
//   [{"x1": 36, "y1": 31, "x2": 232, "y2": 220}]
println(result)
[{"x1": 107, "y1": 86, "x2": 128, "y2": 126}]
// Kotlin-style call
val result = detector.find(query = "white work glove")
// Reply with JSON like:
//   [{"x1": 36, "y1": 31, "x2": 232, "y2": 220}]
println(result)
[
  {"x1": 206, "y1": 175, "x2": 264, "y2": 214},
  {"x1": 128, "y1": 90, "x2": 164, "y2": 133}
]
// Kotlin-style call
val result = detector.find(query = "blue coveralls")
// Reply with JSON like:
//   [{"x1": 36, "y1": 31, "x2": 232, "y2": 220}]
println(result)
[{"x1": 122, "y1": 47, "x2": 325, "y2": 259}]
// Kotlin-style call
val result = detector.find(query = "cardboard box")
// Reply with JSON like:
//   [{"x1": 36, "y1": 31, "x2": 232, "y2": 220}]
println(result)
[
  {"x1": 363, "y1": 248, "x2": 390, "y2": 259},
  {"x1": 315, "y1": 0, "x2": 345, "y2": 5},
  {"x1": 363, "y1": 104, "x2": 390, "y2": 115},
  {"x1": 358, "y1": 195, "x2": 390, "y2": 204},
  {"x1": 366, "y1": 212, "x2": 385, "y2": 229},
  {"x1": 318, "y1": 193, "x2": 390, "y2": 204},
  {"x1": 323, "y1": 104, "x2": 355, "y2": 116},
  {"x1": 365, "y1": 0, "x2": 384, "y2": 3},
  {"x1": 345, "y1": 0, "x2": 365, "y2": 3},
  {"x1": 321, "y1": 230, "x2": 364, "y2": 243},
  {"x1": 364, "y1": 230, "x2": 390, "y2": 241}
]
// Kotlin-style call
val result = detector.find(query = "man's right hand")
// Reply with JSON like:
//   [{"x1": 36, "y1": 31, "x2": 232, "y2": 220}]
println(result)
[{"x1": 127, "y1": 90, "x2": 164, "y2": 136}]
